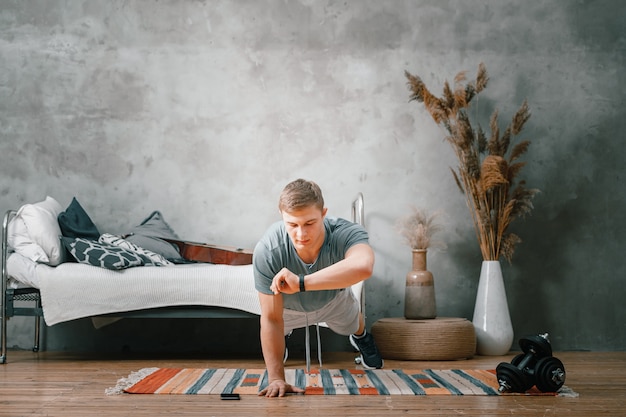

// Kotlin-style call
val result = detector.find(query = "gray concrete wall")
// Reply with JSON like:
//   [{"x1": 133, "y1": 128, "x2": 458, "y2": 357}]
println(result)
[{"x1": 1, "y1": 0, "x2": 624, "y2": 354}]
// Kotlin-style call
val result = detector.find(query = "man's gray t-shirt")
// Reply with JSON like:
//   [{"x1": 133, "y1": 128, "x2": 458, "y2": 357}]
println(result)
[{"x1": 253, "y1": 217, "x2": 369, "y2": 312}]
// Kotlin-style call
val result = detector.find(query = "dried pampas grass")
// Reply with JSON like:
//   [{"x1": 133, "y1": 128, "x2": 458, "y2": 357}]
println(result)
[
  {"x1": 397, "y1": 207, "x2": 446, "y2": 251},
  {"x1": 405, "y1": 63, "x2": 539, "y2": 263}
]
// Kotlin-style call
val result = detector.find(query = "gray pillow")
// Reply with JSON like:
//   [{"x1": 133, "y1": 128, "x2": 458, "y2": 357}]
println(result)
[{"x1": 125, "y1": 211, "x2": 184, "y2": 262}]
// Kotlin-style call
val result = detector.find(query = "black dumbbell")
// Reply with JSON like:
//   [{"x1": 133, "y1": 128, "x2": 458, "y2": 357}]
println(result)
[
  {"x1": 496, "y1": 333, "x2": 565, "y2": 393},
  {"x1": 533, "y1": 355, "x2": 566, "y2": 392}
]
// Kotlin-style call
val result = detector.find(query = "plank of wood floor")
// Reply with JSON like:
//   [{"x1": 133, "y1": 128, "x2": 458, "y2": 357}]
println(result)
[{"x1": 1, "y1": 351, "x2": 625, "y2": 417}]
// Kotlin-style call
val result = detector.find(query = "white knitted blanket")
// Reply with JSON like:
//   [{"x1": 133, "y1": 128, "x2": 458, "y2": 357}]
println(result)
[{"x1": 7, "y1": 253, "x2": 260, "y2": 326}]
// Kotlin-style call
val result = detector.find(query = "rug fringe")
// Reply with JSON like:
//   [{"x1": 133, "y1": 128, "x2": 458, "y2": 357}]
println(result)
[
  {"x1": 557, "y1": 385, "x2": 579, "y2": 398},
  {"x1": 105, "y1": 367, "x2": 160, "y2": 395}
]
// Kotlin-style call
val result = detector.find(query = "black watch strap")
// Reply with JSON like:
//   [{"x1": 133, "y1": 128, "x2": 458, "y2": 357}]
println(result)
[{"x1": 299, "y1": 274, "x2": 306, "y2": 292}]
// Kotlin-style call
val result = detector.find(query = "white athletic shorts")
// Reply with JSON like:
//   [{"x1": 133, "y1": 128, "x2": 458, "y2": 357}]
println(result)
[{"x1": 282, "y1": 289, "x2": 360, "y2": 336}]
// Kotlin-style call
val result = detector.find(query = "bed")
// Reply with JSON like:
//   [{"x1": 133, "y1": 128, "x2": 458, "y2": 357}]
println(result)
[{"x1": 1, "y1": 194, "x2": 365, "y2": 364}]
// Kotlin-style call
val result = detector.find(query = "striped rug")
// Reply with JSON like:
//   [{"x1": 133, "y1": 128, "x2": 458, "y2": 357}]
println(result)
[{"x1": 106, "y1": 368, "x2": 577, "y2": 396}]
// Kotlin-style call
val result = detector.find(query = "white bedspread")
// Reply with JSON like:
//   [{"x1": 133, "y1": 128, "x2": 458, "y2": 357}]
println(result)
[{"x1": 6, "y1": 253, "x2": 261, "y2": 326}]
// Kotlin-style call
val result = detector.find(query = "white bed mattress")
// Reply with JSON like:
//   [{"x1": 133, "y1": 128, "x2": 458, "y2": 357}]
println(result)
[{"x1": 6, "y1": 252, "x2": 261, "y2": 326}]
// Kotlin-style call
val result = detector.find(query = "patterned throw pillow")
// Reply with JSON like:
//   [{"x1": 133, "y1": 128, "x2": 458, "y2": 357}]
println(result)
[
  {"x1": 62, "y1": 237, "x2": 145, "y2": 270},
  {"x1": 98, "y1": 233, "x2": 172, "y2": 266}
]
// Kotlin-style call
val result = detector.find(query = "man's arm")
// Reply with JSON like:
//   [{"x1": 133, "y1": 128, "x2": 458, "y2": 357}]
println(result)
[
  {"x1": 271, "y1": 243, "x2": 374, "y2": 295},
  {"x1": 257, "y1": 291, "x2": 304, "y2": 397},
  {"x1": 304, "y1": 243, "x2": 374, "y2": 290}
]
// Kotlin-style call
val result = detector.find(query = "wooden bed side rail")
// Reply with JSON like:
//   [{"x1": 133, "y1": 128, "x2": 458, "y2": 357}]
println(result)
[{"x1": 165, "y1": 239, "x2": 253, "y2": 265}]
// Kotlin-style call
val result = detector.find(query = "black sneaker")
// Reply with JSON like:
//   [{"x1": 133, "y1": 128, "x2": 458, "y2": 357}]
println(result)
[{"x1": 349, "y1": 332, "x2": 384, "y2": 369}]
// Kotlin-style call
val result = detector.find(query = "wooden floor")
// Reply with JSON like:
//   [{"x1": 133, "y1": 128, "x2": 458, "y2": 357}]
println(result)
[{"x1": 1, "y1": 350, "x2": 625, "y2": 416}]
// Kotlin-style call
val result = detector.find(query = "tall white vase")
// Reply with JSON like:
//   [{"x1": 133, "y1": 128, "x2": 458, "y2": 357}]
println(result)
[{"x1": 472, "y1": 260, "x2": 514, "y2": 355}]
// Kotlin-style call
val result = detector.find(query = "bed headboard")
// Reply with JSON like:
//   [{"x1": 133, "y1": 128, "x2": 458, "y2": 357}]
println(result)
[
  {"x1": 349, "y1": 193, "x2": 366, "y2": 317},
  {"x1": 351, "y1": 192, "x2": 364, "y2": 227}
]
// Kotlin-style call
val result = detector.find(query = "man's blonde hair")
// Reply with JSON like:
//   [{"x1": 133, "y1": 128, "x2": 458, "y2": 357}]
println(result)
[{"x1": 278, "y1": 179, "x2": 325, "y2": 212}]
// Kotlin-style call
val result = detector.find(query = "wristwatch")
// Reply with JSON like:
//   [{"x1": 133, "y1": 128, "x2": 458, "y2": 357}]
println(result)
[{"x1": 299, "y1": 274, "x2": 306, "y2": 292}]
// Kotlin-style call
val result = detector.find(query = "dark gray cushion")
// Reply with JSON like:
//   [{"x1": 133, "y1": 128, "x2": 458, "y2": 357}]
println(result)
[
  {"x1": 57, "y1": 197, "x2": 100, "y2": 240},
  {"x1": 124, "y1": 211, "x2": 183, "y2": 262}
]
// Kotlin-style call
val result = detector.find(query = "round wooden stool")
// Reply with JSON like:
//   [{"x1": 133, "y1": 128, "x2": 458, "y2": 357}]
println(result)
[{"x1": 371, "y1": 317, "x2": 476, "y2": 361}]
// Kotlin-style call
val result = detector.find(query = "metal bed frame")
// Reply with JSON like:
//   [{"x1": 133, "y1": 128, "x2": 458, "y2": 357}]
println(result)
[{"x1": 1, "y1": 193, "x2": 365, "y2": 364}]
